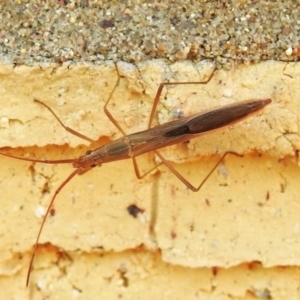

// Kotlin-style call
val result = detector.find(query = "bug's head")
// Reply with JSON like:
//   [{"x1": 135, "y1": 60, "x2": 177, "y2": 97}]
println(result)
[{"x1": 73, "y1": 150, "x2": 102, "y2": 170}]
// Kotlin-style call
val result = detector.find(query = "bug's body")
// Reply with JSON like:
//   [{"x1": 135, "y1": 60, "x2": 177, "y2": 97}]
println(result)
[{"x1": 75, "y1": 99, "x2": 271, "y2": 169}]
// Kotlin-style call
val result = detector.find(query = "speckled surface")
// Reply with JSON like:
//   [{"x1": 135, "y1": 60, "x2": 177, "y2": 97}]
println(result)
[{"x1": 1, "y1": 0, "x2": 299, "y2": 67}]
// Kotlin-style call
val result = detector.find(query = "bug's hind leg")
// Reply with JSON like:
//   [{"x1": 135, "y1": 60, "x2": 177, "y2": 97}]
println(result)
[
  {"x1": 147, "y1": 67, "x2": 216, "y2": 129},
  {"x1": 153, "y1": 151, "x2": 243, "y2": 192},
  {"x1": 130, "y1": 150, "x2": 242, "y2": 192}
]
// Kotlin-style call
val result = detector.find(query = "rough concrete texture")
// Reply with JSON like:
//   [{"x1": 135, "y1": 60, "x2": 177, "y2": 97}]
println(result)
[
  {"x1": 1, "y1": 0, "x2": 300, "y2": 65},
  {"x1": 0, "y1": 60, "x2": 300, "y2": 299}
]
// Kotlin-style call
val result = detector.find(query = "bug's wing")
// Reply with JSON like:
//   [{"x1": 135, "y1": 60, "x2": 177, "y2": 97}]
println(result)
[{"x1": 165, "y1": 99, "x2": 271, "y2": 137}]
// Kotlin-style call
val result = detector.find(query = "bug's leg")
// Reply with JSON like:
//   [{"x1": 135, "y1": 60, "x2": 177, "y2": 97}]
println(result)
[
  {"x1": 148, "y1": 68, "x2": 216, "y2": 128},
  {"x1": 132, "y1": 157, "x2": 163, "y2": 179},
  {"x1": 103, "y1": 62, "x2": 127, "y2": 135},
  {"x1": 34, "y1": 99, "x2": 96, "y2": 143},
  {"x1": 154, "y1": 151, "x2": 243, "y2": 192}
]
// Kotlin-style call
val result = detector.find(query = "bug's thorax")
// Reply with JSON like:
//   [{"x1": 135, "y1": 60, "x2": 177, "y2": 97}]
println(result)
[{"x1": 73, "y1": 137, "x2": 133, "y2": 169}]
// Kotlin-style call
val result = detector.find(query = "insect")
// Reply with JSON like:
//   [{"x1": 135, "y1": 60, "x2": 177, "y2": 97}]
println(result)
[{"x1": 0, "y1": 64, "x2": 271, "y2": 285}]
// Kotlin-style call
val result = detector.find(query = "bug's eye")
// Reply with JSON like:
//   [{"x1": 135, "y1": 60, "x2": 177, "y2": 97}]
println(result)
[{"x1": 86, "y1": 150, "x2": 92, "y2": 155}]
